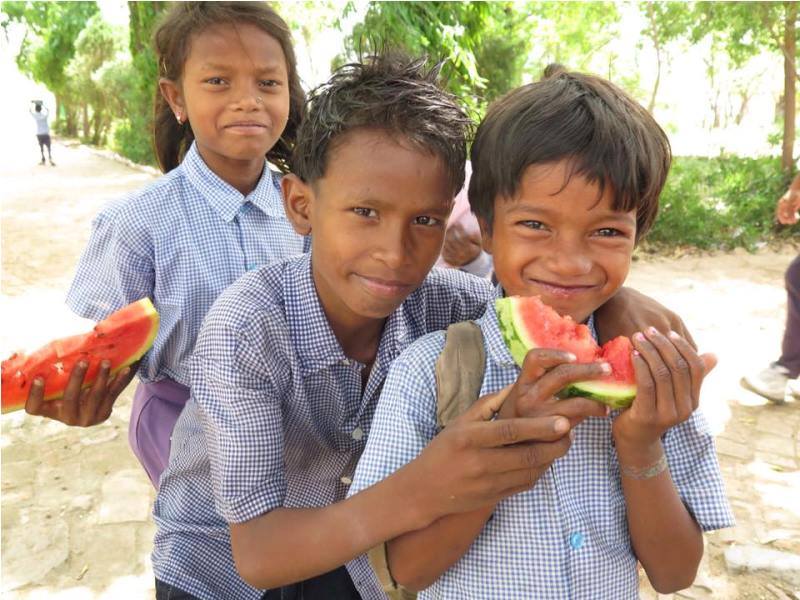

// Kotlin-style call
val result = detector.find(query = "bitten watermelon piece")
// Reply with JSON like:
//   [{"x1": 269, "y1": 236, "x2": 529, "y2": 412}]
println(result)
[
  {"x1": 496, "y1": 295, "x2": 636, "y2": 409},
  {"x1": 1, "y1": 298, "x2": 159, "y2": 413}
]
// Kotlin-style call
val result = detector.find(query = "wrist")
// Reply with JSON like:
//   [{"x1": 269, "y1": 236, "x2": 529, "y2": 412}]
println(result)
[{"x1": 613, "y1": 436, "x2": 664, "y2": 467}]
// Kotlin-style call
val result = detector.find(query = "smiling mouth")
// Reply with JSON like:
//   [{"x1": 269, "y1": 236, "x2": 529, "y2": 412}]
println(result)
[
  {"x1": 529, "y1": 278, "x2": 598, "y2": 297},
  {"x1": 356, "y1": 274, "x2": 414, "y2": 298},
  {"x1": 224, "y1": 123, "x2": 268, "y2": 134}
]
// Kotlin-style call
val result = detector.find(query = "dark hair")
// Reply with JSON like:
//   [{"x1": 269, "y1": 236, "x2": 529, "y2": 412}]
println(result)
[
  {"x1": 152, "y1": 1, "x2": 304, "y2": 173},
  {"x1": 469, "y1": 70, "x2": 671, "y2": 241},
  {"x1": 292, "y1": 54, "x2": 471, "y2": 196}
]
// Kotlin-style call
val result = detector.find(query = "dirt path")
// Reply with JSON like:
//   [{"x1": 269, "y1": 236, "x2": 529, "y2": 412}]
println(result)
[{"x1": 2, "y1": 138, "x2": 798, "y2": 599}]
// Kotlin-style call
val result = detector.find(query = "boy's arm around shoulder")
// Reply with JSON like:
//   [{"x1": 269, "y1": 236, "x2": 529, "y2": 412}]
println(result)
[{"x1": 595, "y1": 287, "x2": 696, "y2": 347}]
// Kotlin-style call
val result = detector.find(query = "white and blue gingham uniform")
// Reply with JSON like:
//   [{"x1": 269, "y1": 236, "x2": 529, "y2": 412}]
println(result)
[
  {"x1": 152, "y1": 253, "x2": 494, "y2": 600},
  {"x1": 65, "y1": 142, "x2": 307, "y2": 385},
  {"x1": 350, "y1": 300, "x2": 735, "y2": 599}
]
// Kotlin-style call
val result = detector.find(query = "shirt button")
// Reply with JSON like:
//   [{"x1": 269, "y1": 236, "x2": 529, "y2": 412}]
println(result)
[
  {"x1": 340, "y1": 476, "x2": 353, "y2": 485},
  {"x1": 351, "y1": 427, "x2": 364, "y2": 441},
  {"x1": 569, "y1": 532, "x2": 584, "y2": 550}
]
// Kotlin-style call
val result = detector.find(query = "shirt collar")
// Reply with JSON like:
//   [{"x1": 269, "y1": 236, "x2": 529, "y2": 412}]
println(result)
[
  {"x1": 284, "y1": 254, "x2": 412, "y2": 376},
  {"x1": 182, "y1": 141, "x2": 286, "y2": 222},
  {"x1": 482, "y1": 286, "x2": 599, "y2": 368}
]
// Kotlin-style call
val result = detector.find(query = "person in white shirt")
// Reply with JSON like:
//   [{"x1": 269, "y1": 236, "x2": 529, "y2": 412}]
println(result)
[{"x1": 30, "y1": 101, "x2": 54, "y2": 166}]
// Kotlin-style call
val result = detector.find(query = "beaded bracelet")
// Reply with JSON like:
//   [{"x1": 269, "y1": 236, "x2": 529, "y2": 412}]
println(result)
[{"x1": 620, "y1": 453, "x2": 668, "y2": 480}]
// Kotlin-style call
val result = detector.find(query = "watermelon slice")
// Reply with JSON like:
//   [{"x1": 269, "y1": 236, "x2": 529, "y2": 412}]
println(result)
[
  {"x1": 1, "y1": 298, "x2": 159, "y2": 413},
  {"x1": 496, "y1": 295, "x2": 636, "y2": 409}
]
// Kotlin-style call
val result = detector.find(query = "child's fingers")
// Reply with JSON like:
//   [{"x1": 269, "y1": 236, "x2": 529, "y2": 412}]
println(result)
[
  {"x1": 61, "y1": 361, "x2": 89, "y2": 425},
  {"x1": 632, "y1": 332, "x2": 676, "y2": 423},
  {"x1": 99, "y1": 366, "x2": 133, "y2": 422},
  {"x1": 527, "y1": 361, "x2": 610, "y2": 400},
  {"x1": 487, "y1": 435, "x2": 573, "y2": 478},
  {"x1": 81, "y1": 361, "x2": 111, "y2": 426},
  {"x1": 467, "y1": 415, "x2": 570, "y2": 449},
  {"x1": 517, "y1": 349, "x2": 577, "y2": 386},
  {"x1": 25, "y1": 377, "x2": 46, "y2": 416},
  {"x1": 460, "y1": 385, "x2": 512, "y2": 423},
  {"x1": 630, "y1": 350, "x2": 656, "y2": 418},
  {"x1": 541, "y1": 396, "x2": 609, "y2": 425},
  {"x1": 643, "y1": 328, "x2": 693, "y2": 420},
  {"x1": 667, "y1": 332, "x2": 710, "y2": 412}
]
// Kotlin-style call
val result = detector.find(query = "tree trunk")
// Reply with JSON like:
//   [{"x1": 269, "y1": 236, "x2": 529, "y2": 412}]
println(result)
[{"x1": 783, "y1": 1, "x2": 797, "y2": 174}]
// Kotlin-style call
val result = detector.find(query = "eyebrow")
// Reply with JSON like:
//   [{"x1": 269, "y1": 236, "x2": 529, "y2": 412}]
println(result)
[{"x1": 199, "y1": 63, "x2": 283, "y2": 74}]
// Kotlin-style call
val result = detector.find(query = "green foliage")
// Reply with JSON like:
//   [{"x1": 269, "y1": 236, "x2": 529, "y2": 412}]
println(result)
[
  {"x1": 110, "y1": 1, "x2": 167, "y2": 166},
  {"x1": 64, "y1": 13, "x2": 125, "y2": 145},
  {"x1": 340, "y1": 1, "x2": 532, "y2": 116},
  {"x1": 524, "y1": 1, "x2": 621, "y2": 76},
  {"x1": 646, "y1": 156, "x2": 795, "y2": 250}
]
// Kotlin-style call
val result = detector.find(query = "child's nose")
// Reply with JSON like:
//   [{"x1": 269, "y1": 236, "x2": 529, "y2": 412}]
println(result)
[{"x1": 548, "y1": 242, "x2": 593, "y2": 276}]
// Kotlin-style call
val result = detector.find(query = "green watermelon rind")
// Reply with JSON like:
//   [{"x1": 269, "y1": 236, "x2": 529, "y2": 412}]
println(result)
[
  {"x1": 561, "y1": 382, "x2": 636, "y2": 410},
  {"x1": 495, "y1": 296, "x2": 637, "y2": 409},
  {"x1": 496, "y1": 297, "x2": 532, "y2": 367}
]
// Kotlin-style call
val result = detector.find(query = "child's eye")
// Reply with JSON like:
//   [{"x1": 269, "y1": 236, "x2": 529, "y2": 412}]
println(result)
[
  {"x1": 595, "y1": 228, "x2": 624, "y2": 237},
  {"x1": 519, "y1": 220, "x2": 547, "y2": 230},
  {"x1": 259, "y1": 79, "x2": 280, "y2": 88},
  {"x1": 205, "y1": 77, "x2": 226, "y2": 85},
  {"x1": 413, "y1": 216, "x2": 442, "y2": 227},
  {"x1": 353, "y1": 207, "x2": 378, "y2": 218}
]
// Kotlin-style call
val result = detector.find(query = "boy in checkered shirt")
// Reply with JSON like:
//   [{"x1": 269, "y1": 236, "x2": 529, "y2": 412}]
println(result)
[{"x1": 350, "y1": 70, "x2": 734, "y2": 598}]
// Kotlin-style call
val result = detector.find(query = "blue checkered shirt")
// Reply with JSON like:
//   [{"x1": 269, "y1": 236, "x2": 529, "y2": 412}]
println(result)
[
  {"x1": 151, "y1": 253, "x2": 494, "y2": 600},
  {"x1": 350, "y1": 301, "x2": 735, "y2": 599},
  {"x1": 65, "y1": 142, "x2": 307, "y2": 385}
]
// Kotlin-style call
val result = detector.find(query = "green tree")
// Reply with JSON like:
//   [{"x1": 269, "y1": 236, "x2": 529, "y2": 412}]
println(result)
[
  {"x1": 692, "y1": 1, "x2": 798, "y2": 174},
  {"x1": 340, "y1": 1, "x2": 533, "y2": 116},
  {"x1": 1, "y1": 1, "x2": 99, "y2": 135},
  {"x1": 639, "y1": 2, "x2": 694, "y2": 113},
  {"x1": 111, "y1": 1, "x2": 167, "y2": 165},
  {"x1": 64, "y1": 13, "x2": 125, "y2": 145}
]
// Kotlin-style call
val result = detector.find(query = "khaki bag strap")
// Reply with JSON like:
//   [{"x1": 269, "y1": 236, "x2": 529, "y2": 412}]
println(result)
[{"x1": 435, "y1": 321, "x2": 487, "y2": 429}]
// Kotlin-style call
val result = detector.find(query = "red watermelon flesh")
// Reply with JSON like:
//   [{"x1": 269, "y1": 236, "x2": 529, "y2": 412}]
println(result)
[
  {"x1": 496, "y1": 295, "x2": 636, "y2": 409},
  {"x1": 1, "y1": 298, "x2": 159, "y2": 413}
]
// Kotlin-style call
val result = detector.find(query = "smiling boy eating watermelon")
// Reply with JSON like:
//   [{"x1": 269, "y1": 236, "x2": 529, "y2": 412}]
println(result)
[{"x1": 349, "y1": 69, "x2": 734, "y2": 598}]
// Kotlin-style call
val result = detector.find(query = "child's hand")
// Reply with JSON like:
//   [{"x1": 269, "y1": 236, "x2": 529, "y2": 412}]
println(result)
[
  {"x1": 498, "y1": 349, "x2": 610, "y2": 426},
  {"x1": 25, "y1": 360, "x2": 138, "y2": 427},
  {"x1": 412, "y1": 389, "x2": 573, "y2": 519},
  {"x1": 612, "y1": 328, "x2": 716, "y2": 451}
]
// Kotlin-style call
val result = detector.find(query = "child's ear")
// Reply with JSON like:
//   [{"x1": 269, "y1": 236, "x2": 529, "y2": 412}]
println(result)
[
  {"x1": 158, "y1": 78, "x2": 185, "y2": 122},
  {"x1": 477, "y1": 217, "x2": 493, "y2": 255},
  {"x1": 281, "y1": 174, "x2": 314, "y2": 236}
]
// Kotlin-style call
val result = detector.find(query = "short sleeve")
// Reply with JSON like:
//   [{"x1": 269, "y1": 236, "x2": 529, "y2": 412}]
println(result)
[
  {"x1": 190, "y1": 305, "x2": 289, "y2": 524},
  {"x1": 66, "y1": 211, "x2": 154, "y2": 320},
  {"x1": 349, "y1": 337, "x2": 442, "y2": 498},
  {"x1": 663, "y1": 410, "x2": 735, "y2": 532}
]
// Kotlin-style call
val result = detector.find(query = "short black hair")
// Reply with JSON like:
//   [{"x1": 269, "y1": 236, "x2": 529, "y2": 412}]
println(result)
[
  {"x1": 469, "y1": 70, "x2": 671, "y2": 241},
  {"x1": 292, "y1": 53, "x2": 472, "y2": 196}
]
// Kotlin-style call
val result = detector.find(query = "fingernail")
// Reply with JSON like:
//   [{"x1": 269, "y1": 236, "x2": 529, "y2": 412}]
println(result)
[
  {"x1": 569, "y1": 429, "x2": 576, "y2": 441},
  {"x1": 632, "y1": 350, "x2": 641, "y2": 358},
  {"x1": 600, "y1": 362, "x2": 612, "y2": 374},
  {"x1": 668, "y1": 330, "x2": 680, "y2": 340},
  {"x1": 634, "y1": 332, "x2": 645, "y2": 342},
  {"x1": 554, "y1": 418, "x2": 569, "y2": 433},
  {"x1": 565, "y1": 352, "x2": 576, "y2": 362},
  {"x1": 33, "y1": 378, "x2": 43, "y2": 387},
  {"x1": 79, "y1": 361, "x2": 88, "y2": 369},
  {"x1": 102, "y1": 360, "x2": 111, "y2": 369},
  {"x1": 647, "y1": 326, "x2": 659, "y2": 336}
]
